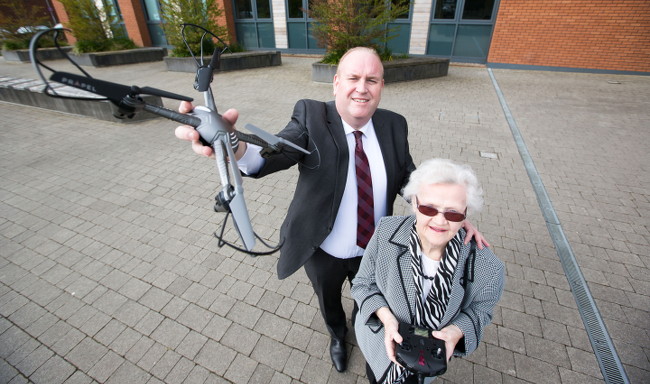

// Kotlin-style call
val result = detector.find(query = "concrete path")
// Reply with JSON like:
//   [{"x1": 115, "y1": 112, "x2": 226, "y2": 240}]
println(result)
[{"x1": 1, "y1": 55, "x2": 648, "y2": 383}]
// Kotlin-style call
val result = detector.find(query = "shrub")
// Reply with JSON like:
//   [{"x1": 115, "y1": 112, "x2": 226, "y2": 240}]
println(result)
[
  {"x1": 308, "y1": 0, "x2": 410, "y2": 64},
  {"x1": 2, "y1": 36, "x2": 62, "y2": 51},
  {"x1": 0, "y1": 0, "x2": 53, "y2": 50},
  {"x1": 58, "y1": 0, "x2": 137, "y2": 53},
  {"x1": 159, "y1": 0, "x2": 229, "y2": 57},
  {"x1": 74, "y1": 37, "x2": 136, "y2": 53}
]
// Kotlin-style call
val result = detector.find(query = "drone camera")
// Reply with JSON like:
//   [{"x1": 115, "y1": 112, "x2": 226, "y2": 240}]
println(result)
[{"x1": 194, "y1": 66, "x2": 213, "y2": 92}]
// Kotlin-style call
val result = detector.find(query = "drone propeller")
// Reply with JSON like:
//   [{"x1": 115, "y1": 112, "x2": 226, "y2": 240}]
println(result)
[
  {"x1": 138, "y1": 86, "x2": 193, "y2": 102},
  {"x1": 244, "y1": 124, "x2": 310, "y2": 155},
  {"x1": 49, "y1": 72, "x2": 193, "y2": 104}
]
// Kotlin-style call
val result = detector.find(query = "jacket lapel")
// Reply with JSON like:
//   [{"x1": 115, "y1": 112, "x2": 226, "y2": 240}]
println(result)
[
  {"x1": 325, "y1": 101, "x2": 349, "y2": 162},
  {"x1": 324, "y1": 102, "x2": 351, "y2": 216},
  {"x1": 389, "y1": 216, "x2": 417, "y2": 322},
  {"x1": 372, "y1": 113, "x2": 396, "y2": 208}
]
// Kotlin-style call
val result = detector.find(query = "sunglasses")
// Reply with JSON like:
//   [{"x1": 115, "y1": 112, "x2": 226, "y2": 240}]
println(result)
[{"x1": 415, "y1": 196, "x2": 466, "y2": 222}]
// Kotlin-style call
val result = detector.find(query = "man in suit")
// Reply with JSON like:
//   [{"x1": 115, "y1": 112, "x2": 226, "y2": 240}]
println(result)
[{"x1": 175, "y1": 47, "x2": 485, "y2": 373}]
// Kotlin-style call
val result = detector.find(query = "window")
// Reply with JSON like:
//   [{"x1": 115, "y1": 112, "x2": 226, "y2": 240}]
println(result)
[
  {"x1": 256, "y1": 0, "x2": 271, "y2": 18},
  {"x1": 233, "y1": 0, "x2": 275, "y2": 48},
  {"x1": 235, "y1": 0, "x2": 254, "y2": 18},
  {"x1": 288, "y1": 0, "x2": 305, "y2": 18},
  {"x1": 434, "y1": 0, "x2": 457, "y2": 20},
  {"x1": 392, "y1": 0, "x2": 410, "y2": 19},
  {"x1": 428, "y1": 0, "x2": 499, "y2": 63},
  {"x1": 462, "y1": 0, "x2": 494, "y2": 20}
]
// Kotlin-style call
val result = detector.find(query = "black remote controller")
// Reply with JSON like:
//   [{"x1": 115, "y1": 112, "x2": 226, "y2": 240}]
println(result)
[{"x1": 395, "y1": 322, "x2": 447, "y2": 377}]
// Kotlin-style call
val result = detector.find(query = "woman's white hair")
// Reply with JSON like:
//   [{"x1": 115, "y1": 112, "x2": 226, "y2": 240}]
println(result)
[{"x1": 402, "y1": 158, "x2": 484, "y2": 216}]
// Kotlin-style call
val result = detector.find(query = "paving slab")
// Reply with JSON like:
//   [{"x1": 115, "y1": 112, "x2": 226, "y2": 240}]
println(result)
[{"x1": 1, "y1": 56, "x2": 648, "y2": 383}]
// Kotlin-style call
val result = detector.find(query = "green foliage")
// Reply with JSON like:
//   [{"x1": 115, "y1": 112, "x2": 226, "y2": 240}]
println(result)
[
  {"x1": 308, "y1": 0, "x2": 411, "y2": 64},
  {"x1": 2, "y1": 36, "x2": 62, "y2": 50},
  {"x1": 227, "y1": 41, "x2": 245, "y2": 53},
  {"x1": 74, "y1": 37, "x2": 136, "y2": 53},
  {"x1": 59, "y1": 0, "x2": 136, "y2": 53},
  {"x1": 2, "y1": 40, "x2": 26, "y2": 50},
  {"x1": 159, "y1": 0, "x2": 229, "y2": 57},
  {"x1": 0, "y1": 0, "x2": 53, "y2": 50}
]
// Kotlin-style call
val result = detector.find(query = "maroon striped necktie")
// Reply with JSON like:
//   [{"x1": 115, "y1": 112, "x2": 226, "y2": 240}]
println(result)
[{"x1": 353, "y1": 131, "x2": 374, "y2": 249}]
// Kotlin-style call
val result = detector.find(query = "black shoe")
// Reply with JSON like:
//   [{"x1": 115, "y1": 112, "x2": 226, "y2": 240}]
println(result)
[{"x1": 330, "y1": 338, "x2": 347, "y2": 372}]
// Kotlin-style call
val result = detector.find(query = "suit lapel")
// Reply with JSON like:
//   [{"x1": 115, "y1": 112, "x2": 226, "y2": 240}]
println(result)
[
  {"x1": 325, "y1": 101, "x2": 349, "y2": 161},
  {"x1": 373, "y1": 112, "x2": 396, "y2": 205},
  {"x1": 389, "y1": 216, "x2": 417, "y2": 322},
  {"x1": 324, "y1": 102, "x2": 351, "y2": 212}
]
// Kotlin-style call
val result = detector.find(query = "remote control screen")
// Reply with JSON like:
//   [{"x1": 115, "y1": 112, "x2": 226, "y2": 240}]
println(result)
[{"x1": 414, "y1": 327, "x2": 428, "y2": 337}]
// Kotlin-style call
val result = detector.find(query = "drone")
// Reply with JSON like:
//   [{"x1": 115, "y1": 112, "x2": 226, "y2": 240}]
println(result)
[{"x1": 29, "y1": 24, "x2": 310, "y2": 255}]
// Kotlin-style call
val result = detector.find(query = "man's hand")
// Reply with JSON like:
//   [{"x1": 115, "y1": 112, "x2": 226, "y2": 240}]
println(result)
[
  {"x1": 462, "y1": 220, "x2": 490, "y2": 249},
  {"x1": 431, "y1": 324, "x2": 464, "y2": 362},
  {"x1": 173, "y1": 100, "x2": 243, "y2": 158}
]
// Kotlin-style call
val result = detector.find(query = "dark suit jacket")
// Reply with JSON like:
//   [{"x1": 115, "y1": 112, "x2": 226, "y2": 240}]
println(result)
[{"x1": 253, "y1": 99, "x2": 416, "y2": 279}]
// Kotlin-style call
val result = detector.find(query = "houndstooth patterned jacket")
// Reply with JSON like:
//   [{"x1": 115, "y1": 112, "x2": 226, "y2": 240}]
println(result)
[{"x1": 352, "y1": 215, "x2": 505, "y2": 382}]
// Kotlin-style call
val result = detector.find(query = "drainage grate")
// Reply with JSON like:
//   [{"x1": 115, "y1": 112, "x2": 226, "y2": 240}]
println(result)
[{"x1": 488, "y1": 69, "x2": 630, "y2": 384}]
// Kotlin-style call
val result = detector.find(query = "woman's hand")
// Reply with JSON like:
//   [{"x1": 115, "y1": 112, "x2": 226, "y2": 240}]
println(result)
[
  {"x1": 462, "y1": 220, "x2": 490, "y2": 249},
  {"x1": 431, "y1": 324, "x2": 464, "y2": 362},
  {"x1": 376, "y1": 307, "x2": 402, "y2": 366}
]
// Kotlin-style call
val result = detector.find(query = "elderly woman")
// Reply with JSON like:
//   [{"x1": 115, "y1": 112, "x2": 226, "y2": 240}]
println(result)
[{"x1": 352, "y1": 158, "x2": 505, "y2": 384}]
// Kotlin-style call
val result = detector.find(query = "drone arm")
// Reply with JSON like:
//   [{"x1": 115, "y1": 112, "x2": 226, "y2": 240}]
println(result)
[
  {"x1": 235, "y1": 131, "x2": 274, "y2": 148},
  {"x1": 142, "y1": 103, "x2": 201, "y2": 127},
  {"x1": 143, "y1": 102, "x2": 272, "y2": 153}
]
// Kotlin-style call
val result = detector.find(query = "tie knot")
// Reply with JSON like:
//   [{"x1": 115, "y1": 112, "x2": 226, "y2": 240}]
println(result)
[{"x1": 353, "y1": 130, "x2": 363, "y2": 144}]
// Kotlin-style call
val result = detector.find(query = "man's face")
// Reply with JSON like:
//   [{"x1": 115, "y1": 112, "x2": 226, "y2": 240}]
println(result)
[{"x1": 333, "y1": 50, "x2": 385, "y2": 129}]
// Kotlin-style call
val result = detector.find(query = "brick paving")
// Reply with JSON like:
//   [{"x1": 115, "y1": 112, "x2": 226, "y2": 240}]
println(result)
[{"x1": 0, "y1": 56, "x2": 648, "y2": 384}]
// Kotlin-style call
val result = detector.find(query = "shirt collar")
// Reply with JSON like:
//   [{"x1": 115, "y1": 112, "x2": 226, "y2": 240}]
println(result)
[{"x1": 342, "y1": 118, "x2": 374, "y2": 136}]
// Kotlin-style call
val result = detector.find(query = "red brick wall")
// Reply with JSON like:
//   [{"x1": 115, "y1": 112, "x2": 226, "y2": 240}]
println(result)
[
  {"x1": 51, "y1": 0, "x2": 75, "y2": 44},
  {"x1": 116, "y1": 0, "x2": 151, "y2": 47},
  {"x1": 488, "y1": 0, "x2": 650, "y2": 72},
  {"x1": 217, "y1": 0, "x2": 237, "y2": 44}
]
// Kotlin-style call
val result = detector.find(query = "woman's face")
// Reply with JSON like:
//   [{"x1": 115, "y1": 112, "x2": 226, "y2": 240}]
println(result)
[{"x1": 413, "y1": 183, "x2": 467, "y2": 257}]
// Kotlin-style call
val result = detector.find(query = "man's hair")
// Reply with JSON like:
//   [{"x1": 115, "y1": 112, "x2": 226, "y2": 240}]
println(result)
[{"x1": 336, "y1": 47, "x2": 384, "y2": 78}]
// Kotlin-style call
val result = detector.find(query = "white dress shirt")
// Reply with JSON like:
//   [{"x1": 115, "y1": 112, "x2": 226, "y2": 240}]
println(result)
[
  {"x1": 320, "y1": 120, "x2": 387, "y2": 258},
  {"x1": 236, "y1": 118, "x2": 388, "y2": 259}
]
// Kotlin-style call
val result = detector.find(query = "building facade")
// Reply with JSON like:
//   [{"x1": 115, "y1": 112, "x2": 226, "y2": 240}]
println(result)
[{"x1": 51, "y1": 0, "x2": 650, "y2": 74}]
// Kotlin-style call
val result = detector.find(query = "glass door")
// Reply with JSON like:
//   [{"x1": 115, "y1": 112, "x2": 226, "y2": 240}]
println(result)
[
  {"x1": 384, "y1": 0, "x2": 412, "y2": 55},
  {"x1": 141, "y1": 0, "x2": 168, "y2": 47},
  {"x1": 426, "y1": 0, "x2": 498, "y2": 63},
  {"x1": 234, "y1": 0, "x2": 275, "y2": 49},
  {"x1": 286, "y1": 0, "x2": 320, "y2": 51}
]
